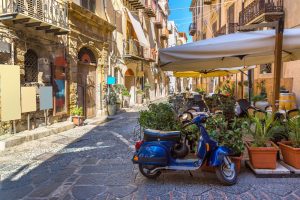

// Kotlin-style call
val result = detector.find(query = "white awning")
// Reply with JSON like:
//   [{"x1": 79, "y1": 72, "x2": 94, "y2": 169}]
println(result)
[
  {"x1": 159, "y1": 29, "x2": 300, "y2": 71},
  {"x1": 126, "y1": 8, "x2": 149, "y2": 47}
]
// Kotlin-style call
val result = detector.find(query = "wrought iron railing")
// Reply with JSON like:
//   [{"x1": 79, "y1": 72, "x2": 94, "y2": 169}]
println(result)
[
  {"x1": 189, "y1": 22, "x2": 196, "y2": 36},
  {"x1": 124, "y1": 39, "x2": 144, "y2": 58},
  {"x1": 0, "y1": 0, "x2": 68, "y2": 29},
  {"x1": 161, "y1": 28, "x2": 169, "y2": 39},
  {"x1": 154, "y1": 10, "x2": 163, "y2": 26},
  {"x1": 239, "y1": 0, "x2": 284, "y2": 26}
]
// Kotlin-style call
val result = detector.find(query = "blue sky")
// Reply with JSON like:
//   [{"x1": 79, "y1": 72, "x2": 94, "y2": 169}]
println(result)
[{"x1": 168, "y1": 0, "x2": 193, "y2": 42}]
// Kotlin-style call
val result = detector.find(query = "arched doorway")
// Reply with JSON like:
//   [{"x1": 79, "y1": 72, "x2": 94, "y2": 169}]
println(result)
[
  {"x1": 125, "y1": 69, "x2": 135, "y2": 104},
  {"x1": 77, "y1": 47, "x2": 97, "y2": 118}
]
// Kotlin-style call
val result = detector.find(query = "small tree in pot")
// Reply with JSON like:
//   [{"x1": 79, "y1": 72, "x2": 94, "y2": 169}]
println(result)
[
  {"x1": 106, "y1": 90, "x2": 117, "y2": 116},
  {"x1": 278, "y1": 115, "x2": 300, "y2": 169},
  {"x1": 71, "y1": 106, "x2": 84, "y2": 126},
  {"x1": 136, "y1": 89, "x2": 144, "y2": 104},
  {"x1": 122, "y1": 89, "x2": 131, "y2": 108}
]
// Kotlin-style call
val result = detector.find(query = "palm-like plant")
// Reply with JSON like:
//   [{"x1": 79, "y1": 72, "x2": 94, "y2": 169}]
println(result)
[
  {"x1": 249, "y1": 115, "x2": 279, "y2": 147},
  {"x1": 288, "y1": 117, "x2": 300, "y2": 148}
]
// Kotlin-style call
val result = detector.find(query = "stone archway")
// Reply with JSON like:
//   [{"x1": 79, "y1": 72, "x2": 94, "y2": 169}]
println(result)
[
  {"x1": 125, "y1": 69, "x2": 135, "y2": 105},
  {"x1": 77, "y1": 47, "x2": 97, "y2": 118}
]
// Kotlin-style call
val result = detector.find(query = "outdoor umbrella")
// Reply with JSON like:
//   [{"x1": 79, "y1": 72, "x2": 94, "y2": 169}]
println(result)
[
  {"x1": 173, "y1": 66, "x2": 255, "y2": 78},
  {"x1": 159, "y1": 29, "x2": 300, "y2": 71}
]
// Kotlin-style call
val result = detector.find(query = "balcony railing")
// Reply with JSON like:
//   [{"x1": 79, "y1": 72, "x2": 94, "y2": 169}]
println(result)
[
  {"x1": 143, "y1": 47, "x2": 156, "y2": 61},
  {"x1": 124, "y1": 39, "x2": 144, "y2": 59},
  {"x1": 154, "y1": 10, "x2": 163, "y2": 28},
  {"x1": 215, "y1": 24, "x2": 226, "y2": 37},
  {"x1": 145, "y1": 0, "x2": 156, "y2": 17},
  {"x1": 189, "y1": 23, "x2": 196, "y2": 36},
  {"x1": 239, "y1": 0, "x2": 284, "y2": 26},
  {"x1": 127, "y1": 0, "x2": 145, "y2": 10},
  {"x1": 0, "y1": 0, "x2": 68, "y2": 32}
]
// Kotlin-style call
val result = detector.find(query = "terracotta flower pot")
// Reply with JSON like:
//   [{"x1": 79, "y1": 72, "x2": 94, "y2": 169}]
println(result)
[
  {"x1": 278, "y1": 141, "x2": 300, "y2": 169},
  {"x1": 72, "y1": 116, "x2": 84, "y2": 126},
  {"x1": 246, "y1": 141, "x2": 279, "y2": 169},
  {"x1": 230, "y1": 155, "x2": 243, "y2": 173}
]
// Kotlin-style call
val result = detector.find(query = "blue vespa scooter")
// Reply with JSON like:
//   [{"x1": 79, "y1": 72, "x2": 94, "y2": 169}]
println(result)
[{"x1": 132, "y1": 114, "x2": 238, "y2": 185}]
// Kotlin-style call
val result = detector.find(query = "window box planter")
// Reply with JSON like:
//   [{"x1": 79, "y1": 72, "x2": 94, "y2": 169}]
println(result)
[
  {"x1": 278, "y1": 141, "x2": 300, "y2": 169},
  {"x1": 246, "y1": 141, "x2": 279, "y2": 169}
]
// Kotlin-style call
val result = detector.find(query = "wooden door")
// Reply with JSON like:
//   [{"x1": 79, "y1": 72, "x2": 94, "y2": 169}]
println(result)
[
  {"x1": 86, "y1": 66, "x2": 96, "y2": 118},
  {"x1": 78, "y1": 65, "x2": 96, "y2": 118}
]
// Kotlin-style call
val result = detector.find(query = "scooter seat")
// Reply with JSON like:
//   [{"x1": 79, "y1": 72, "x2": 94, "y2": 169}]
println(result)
[{"x1": 144, "y1": 129, "x2": 181, "y2": 142}]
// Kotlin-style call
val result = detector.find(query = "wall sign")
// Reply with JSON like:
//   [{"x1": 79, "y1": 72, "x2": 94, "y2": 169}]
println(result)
[
  {"x1": 0, "y1": 65, "x2": 21, "y2": 121},
  {"x1": 40, "y1": 86, "x2": 53, "y2": 110},
  {"x1": 21, "y1": 87, "x2": 37, "y2": 113}
]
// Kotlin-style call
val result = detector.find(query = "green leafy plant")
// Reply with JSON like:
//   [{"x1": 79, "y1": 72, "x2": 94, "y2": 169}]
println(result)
[
  {"x1": 71, "y1": 106, "x2": 83, "y2": 116},
  {"x1": 219, "y1": 95, "x2": 236, "y2": 122},
  {"x1": 114, "y1": 84, "x2": 126, "y2": 94},
  {"x1": 136, "y1": 89, "x2": 145, "y2": 95},
  {"x1": 251, "y1": 94, "x2": 267, "y2": 103},
  {"x1": 106, "y1": 90, "x2": 117, "y2": 105},
  {"x1": 195, "y1": 87, "x2": 206, "y2": 95},
  {"x1": 181, "y1": 124, "x2": 199, "y2": 152},
  {"x1": 206, "y1": 115, "x2": 246, "y2": 156},
  {"x1": 139, "y1": 103, "x2": 180, "y2": 131},
  {"x1": 248, "y1": 115, "x2": 279, "y2": 147},
  {"x1": 287, "y1": 117, "x2": 300, "y2": 148},
  {"x1": 122, "y1": 89, "x2": 131, "y2": 97}
]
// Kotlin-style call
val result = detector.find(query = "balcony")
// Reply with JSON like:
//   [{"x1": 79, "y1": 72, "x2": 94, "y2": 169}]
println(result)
[
  {"x1": 215, "y1": 24, "x2": 226, "y2": 37},
  {"x1": 239, "y1": 0, "x2": 284, "y2": 26},
  {"x1": 143, "y1": 47, "x2": 156, "y2": 62},
  {"x1": 124, "y1": 39, "x2": 144, "y2": 60},
  {"x1": 0, "y1": 0, "x2": 68, "y2": 35},
  {"x1": 145, "y1": 0, "x2": 156, "y2": 17},
  {"x1": 154, "y1": 11, "x2": 163, "y2": 28},
  {"x1": 160, "y1": 28, "x2": 169, "y2": 40},
  {"x1": 127, "y1": 0, "x2": 145, "y2": 10},
  {"x1": 189, "y1": 23, "x2": 196, "y2": 36},
  {"x1": 203, "y1": 0, "x2": 212, "y2": 5}
]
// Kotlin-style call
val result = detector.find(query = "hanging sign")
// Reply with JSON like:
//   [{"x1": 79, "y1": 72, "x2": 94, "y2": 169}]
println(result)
[{"x1": 107, "y1": 76, "x2": 116, "y2": 85}]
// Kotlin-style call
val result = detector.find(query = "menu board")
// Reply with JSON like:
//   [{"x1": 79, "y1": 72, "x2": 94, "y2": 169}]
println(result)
[
  {"x1": 21, "y1": 87, "x2": 37, "y2": 113},
  {"x1": 40, "y1": 86, "x2": 53, "y2": 110},
  {"x1": 0, "y1": 65, "x2": 21, "y2": 121}
]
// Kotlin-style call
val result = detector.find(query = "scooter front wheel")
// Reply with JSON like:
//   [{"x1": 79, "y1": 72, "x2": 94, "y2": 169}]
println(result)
[
  {"x1": 139, "y1": 164, "x2": 161, "y2": 179},
  {"x1": 216, "y1": 157, "x2": 237, "y2": 185}
]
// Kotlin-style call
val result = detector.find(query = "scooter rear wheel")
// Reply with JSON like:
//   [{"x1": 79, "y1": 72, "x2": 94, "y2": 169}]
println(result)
[
  {"x1": 216, "y1": 157, "x2": 237, "y2": 185},
  {"x1": 139, "y1": 164, "x2": 161, "y2": 179}
]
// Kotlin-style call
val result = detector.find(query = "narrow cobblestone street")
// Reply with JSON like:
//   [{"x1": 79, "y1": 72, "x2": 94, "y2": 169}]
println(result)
[{"x1": 1, "y1": 110, "x2": 300, "y2": 200}]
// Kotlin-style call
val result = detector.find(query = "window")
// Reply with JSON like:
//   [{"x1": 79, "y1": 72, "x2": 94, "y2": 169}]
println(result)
[
  {"x1": 80, "y1": 0, "x2": 96, "y2": 12},
  {"x1": 212, "y1": 22, "x2": 217, "y2": 37},
  {"x1": 260, "y1": 63, "x2": 272, "y2": 74},
  {"x1": 24, "y1": 49, "x2": 38, "y2": 82}
]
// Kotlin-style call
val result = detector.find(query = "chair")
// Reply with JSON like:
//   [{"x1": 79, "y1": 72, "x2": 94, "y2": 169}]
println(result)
[
  {"x1": 237, "y1": 99, "x2": 251, "y2": 117},
  {"x1": 287, "y1": 109, "x2": 300, "y2": 120},
  {"x1": 247, "y1": 106, "x2": 257, "y2": 118}
]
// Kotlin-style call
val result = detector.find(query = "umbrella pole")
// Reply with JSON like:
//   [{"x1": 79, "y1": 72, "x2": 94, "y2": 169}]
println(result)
[
  {"x1": 241, "y1": 71, "x2": 244, "y2": 99},
  {"x1": 272, "y1": 18, "x2": 284, "y2": 112}
]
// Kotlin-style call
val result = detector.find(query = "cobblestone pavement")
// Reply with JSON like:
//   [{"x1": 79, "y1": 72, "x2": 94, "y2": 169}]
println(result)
[{"x1": 1, "y1": 111, "x2": 300, "y2": 200}]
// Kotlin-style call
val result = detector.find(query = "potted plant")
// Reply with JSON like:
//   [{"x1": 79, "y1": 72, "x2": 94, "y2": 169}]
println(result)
[
  {"x1": 245, "y1": 115, "x2": 279, "y2": 169},
  {"x1": 107, "y1": 90, "x2": 117, "y2": 116},
  {"x1": 254, "y1": 80, "x2": 269, "y2": 110},
  {"x1": 206, "y1": 115, "x2": 245, "y2": 172},
  {"x1": 136, "y1": 89, "x2": 144, "y2": 104},
  {"x1": 195, "y1": 87, "x2": 206, "y2": 95},
  {"x1": 114, "y1": 84, "x2": 126, "y2": 110},
  {"x1": 122, "y1": 89, "x2": 131, "y2": 108},
  {"x1": 71, "y1": 106, "x2": 84, "y2": 126},
  {"x1": 278, "y1": 116, "x2": 300, "y2": 168}
]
